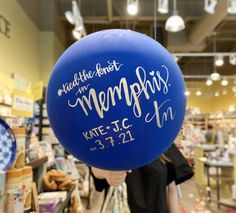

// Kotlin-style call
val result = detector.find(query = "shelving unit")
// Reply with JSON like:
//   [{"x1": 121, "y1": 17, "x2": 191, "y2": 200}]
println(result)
[
  {"x1": 26, "y1": 156, "x2": 48, "y2": 192},
  {"x1": 35, "y1": 88, "x2": 50, "y2": 141},
  {"x1": 54, "y1": 185, "x2": 76, "y2": 213},
  {"x1": 0, "y1": 102, "x2": 13, "y2": 118},
  {"x1": 0, "y1": 102, "x2": 12, "y2": 107},
  {"x1": 185, "y1": 114, "x2": 207, "y2": 130},
  {"x1": 26, "y1": 156, "x2": 48, "y2": 169}
]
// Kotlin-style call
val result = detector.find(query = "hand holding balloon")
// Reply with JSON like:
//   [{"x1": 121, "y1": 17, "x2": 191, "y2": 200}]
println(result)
[{"x1": 91, "y1": 167, "x2": 130, "y2": 187}]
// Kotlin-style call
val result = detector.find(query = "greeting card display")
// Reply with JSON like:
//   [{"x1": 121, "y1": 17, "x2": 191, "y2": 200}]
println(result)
[{"x1": 47, "y1": 29, "x2": 186, "y2": 170}]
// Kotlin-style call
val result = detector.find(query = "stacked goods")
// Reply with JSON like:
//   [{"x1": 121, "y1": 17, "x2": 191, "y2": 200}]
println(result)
[{"x1": 43, "y1": 170, "x2": 75, "y2": 191}]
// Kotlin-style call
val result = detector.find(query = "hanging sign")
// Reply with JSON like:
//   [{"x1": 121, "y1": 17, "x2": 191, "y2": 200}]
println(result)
[
  {"x1": 30, "y1": 81, "x2": 44, "y2": 101},
  {"x1": 12, "y1": 90, "x2": 34, "y2": 117}
]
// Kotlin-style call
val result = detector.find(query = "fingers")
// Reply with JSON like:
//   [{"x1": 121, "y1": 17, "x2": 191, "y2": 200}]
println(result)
[{"x1": 106, "y1": 171, "x2": 127, "y2": 187}]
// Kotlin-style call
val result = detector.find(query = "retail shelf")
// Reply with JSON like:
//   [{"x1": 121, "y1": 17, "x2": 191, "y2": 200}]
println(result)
[
  {"x1": 26, "y1": 156, "x2": 48, "y2": 169},
  {"x1": 0, "y1": 102, "x2": 12, "y2": 107},
  {"x1": 42, "y1": 124, "x2": 51, "y2": 127},
  {"x1": 55, "y1": 185, "x2": 76, "y2": 213},
  {"x1": 219, "y1": 198, "x2": 236, "y2": 208},
  {"x1": 0, "y1": 115, "x2": 15, "y2": 119}
]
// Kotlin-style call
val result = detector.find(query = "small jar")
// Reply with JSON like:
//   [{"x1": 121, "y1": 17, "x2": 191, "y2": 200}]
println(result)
[
  {"x1": 6, "y1": 190, "x2": 24, "y2": 213},
  {"x1": 6, "y1": 168, "x2": 23, "y2": 191},
  {"x1": 22, "y1": 166, "x2": 32, "y2": 210},
  {"x1": 5, "y1": 169, "x2": 23, "y2": 213}
]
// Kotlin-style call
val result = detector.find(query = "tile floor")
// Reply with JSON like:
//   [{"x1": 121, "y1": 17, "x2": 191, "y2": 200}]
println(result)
[{"x1": 82, "y1": 178, "x2": 235, "y2": 213}]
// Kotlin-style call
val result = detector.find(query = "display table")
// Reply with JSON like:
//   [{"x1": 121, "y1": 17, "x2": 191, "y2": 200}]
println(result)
[
  {"x1": 218, "y1": 198, "x2": 236, "y2": 209},
  {"x1": 197, "y1": 158, "x2": 234, "y2": 208},
  {"x1": 195, "y1": 145, "x2": 218, "y2": 152},
  {"x1": 55, "y1": 185, "x2": 76, "y2": 213},
  {"x1": 194, "y1": 145, "x2": 219, "y2": 186}
]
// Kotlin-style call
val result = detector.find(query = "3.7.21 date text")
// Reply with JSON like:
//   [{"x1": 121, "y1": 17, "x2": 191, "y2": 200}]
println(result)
[{"x1": 90, "y1": 130, "x2": 135, "y2": 152}]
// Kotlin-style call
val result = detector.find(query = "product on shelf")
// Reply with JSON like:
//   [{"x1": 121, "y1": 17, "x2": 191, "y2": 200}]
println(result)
[
  {"x1": 6, "y1": 168, "x2": 23, "y2": 192},
  {"x1": 12, "y1": 127, "x2": 26, "y2": 168},
  {"x1": 43, "y1": 170, "x2": 75, "y2": 192},
  {"x1": 0, "y1": 119, "x2": 16, "y2": 171},
  {"x1": 38, "y1": 191, "x2": 67, "y2": 212},
  {"x1": 76, "y1": 164, "x2": 89, "y2": 198},
  {"x1": 6, "y1": 189, "x2": 24, "y2": 213},
  {"x1": 5, "y1": 169, "x2": 24, "y2": 213},
  {"x1": 0, "y1": 171, "x2": 6, "y2": 211},
  {"x1": 38, "y1": 141, "x2": 55, "y2": 166},
  {"x1": 28, "y1": 133, "x2": 44, "y2": 161},
  {"x1": 66, "y1": 156, "x2": 79, "y2": 180},
  {"x1": 70, "y1": 190, "x2": 83, "y2": 213},
  {"x1": 22, "y1": 166, "x2": 33, "y2": 210},
  {"x1": 55, "y1": 157, "x2": 68, "y2": 172}
]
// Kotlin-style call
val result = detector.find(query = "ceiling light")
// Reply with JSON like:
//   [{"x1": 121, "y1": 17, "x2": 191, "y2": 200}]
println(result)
[
  {"x1": 206, "y1": 78, "x2": 213, "y2": 86},
  {"x1": 210, "y1": 72, "x2": 221, "y2": 81},
  {"x1": 228, "y1": 0, "x2": 236, "y2": 14},
  {"x1": 232, "y1": 85, "x2": 236, "y2": 93},
  {"x1": 158, "y1": 0, "x2": 169, "y2": 14},
  {"x1": 65, "y1": 11, "x2": 75, "y2": 25},
  {"x1": 127, "y1": 0, "x2": 139, "y2": 15},
  {"x1": 214, "y1": 91, "x2": 220, "y2": 97},
  {"x1": 229, "y1": 105, "x2": 235, "y2": 112},
  {"x1": 165, "y1": 15, "x2": 185, "y2": 32},
  {"x1": 221, "y1": 78, "x2": 229, "y2": 86},
  {"x1": 65, "y1": 0, "x2": 86, "y2": 40},
  {"x1": 196, "y1": 90, "x2": 202, "y2": 96},
  {"x1": 185, "y1": 90, "x2": 190, "y2": 96},
  {"x1": 204, "y1": 0, "x2": 218, "y2": 14},
  {"x1": 229, "y1": 54, "x2": 236, "y2": 65},
  {"x1": 72, "y1": 29, "x2": 82, "y2": 40},
  {"x1": 165, "y1": 0, "x2": 185, "y2": 32},
  {"x1": 222, "y1": 90, "x2": 227, "y2": 95},
  {"x1": 215, "y1": 55, "x2": 224, "y2": 66},
  {"x1": 172, "y1": 55, "x2": 179, "y2": 62}
]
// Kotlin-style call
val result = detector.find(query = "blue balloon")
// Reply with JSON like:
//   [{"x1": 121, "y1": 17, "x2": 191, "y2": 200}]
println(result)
[{"x1": 47, "y1": 29, "x2": 186, "y2": 170}]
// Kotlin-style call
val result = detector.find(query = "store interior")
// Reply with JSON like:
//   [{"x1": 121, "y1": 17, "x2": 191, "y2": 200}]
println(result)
[{"x1": 1, "y1": 0, "x2": 236, "y2": 212}]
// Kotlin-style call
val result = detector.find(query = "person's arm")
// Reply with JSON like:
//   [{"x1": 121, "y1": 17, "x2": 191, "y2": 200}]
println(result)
[
  {"x1": 91, "y1": 167, "x2": 128, "y2": 187},
  {"x1": 167, "y1": 181, "x2": 181, "y2": 213}
]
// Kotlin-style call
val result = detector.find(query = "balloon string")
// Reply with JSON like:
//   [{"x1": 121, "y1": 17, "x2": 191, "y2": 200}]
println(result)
[{"x1": 154, "y1": 0, "x2": 157, "y2": 40}]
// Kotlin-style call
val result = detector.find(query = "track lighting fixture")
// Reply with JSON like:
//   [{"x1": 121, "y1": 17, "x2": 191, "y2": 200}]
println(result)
[
  {"x1": 165, "y1": 0, "x2": 185, "y2": 32},
  {"x1": 215, "y1": 55, "x2": 224, "y2": 67},
  {"x1": 127, "y1": 0, "x2": 139, "y2": 15},
  {"x1": 204, "y1": 0, "x2": 218, "y2": 14},
  {"x1": 65, "y1": 0, "x2": 85, "y2": 40},
  {"x1": 158, "y1": 0, "x2": 169, "y2": 14}
]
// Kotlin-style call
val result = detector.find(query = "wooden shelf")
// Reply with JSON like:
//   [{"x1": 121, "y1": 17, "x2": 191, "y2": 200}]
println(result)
[
  {"x1": 55, "y1": 185, "x2": 76, "y2": 213},
  {"x1": 0, "y1": 102, "x2": 12, "y2": 107},
  {"x1": 219, "y1": 198, "x2": 236, "y2": 209},
  {"x1": 26, "y1": 156, "x2": 48, "y2": 169},
  {"x1": 0, "y1": 115, "x2": 15, "y2": 119}
]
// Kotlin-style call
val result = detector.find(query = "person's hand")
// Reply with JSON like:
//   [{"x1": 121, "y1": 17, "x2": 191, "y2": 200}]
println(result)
[{"x1": 91, "y1": 167, "x2": 130, "y2": 187}]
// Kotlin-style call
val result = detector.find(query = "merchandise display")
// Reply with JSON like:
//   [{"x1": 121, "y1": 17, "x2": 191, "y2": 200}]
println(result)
[
  {"x1": 0, "y1": 119, "x2": 16, "y2": 171},
  {"x1": 1, "y1": 0, "x2": 236, "y2": 212}
]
